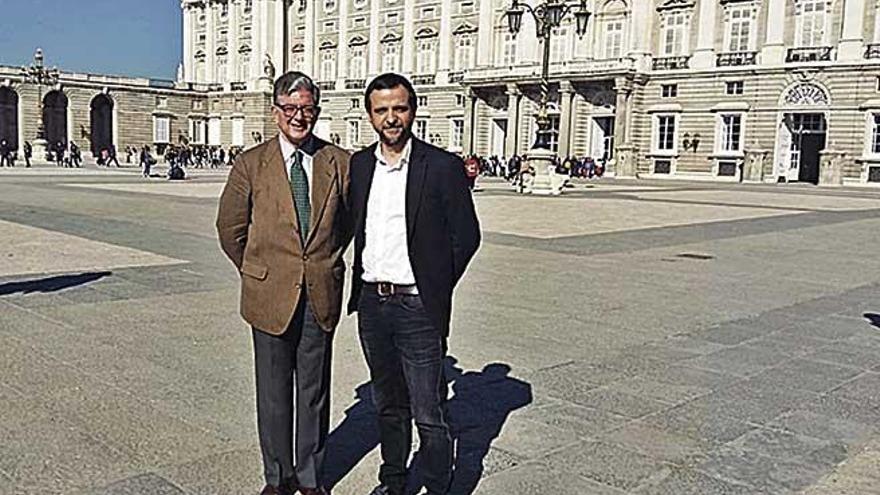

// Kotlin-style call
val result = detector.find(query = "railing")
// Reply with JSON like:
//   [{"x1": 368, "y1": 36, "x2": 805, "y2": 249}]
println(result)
[
  {"x1": 412, "y1": 74, "x2": 436, "y2": 85},
  {"x1": 317, "y1": 80, "x2": 337, "y2": 91},
  {"x1": 205, "y1": 83, "x2": 224, "y2": 92},
  {"x1": 715, "y1": 51, "x2": 758, "y2": 67},
  {"x1": 786, "y1": 46, "x2": 833, "y2": 63},
  {"x1": 345, "y1": 78, "x2": 365, "y2": 89},
  {"x1": 229, "y1": 81, "x2": 247, "y2": 91},
  {"x1": 866, "y1": 44, "x2": 880, "y2": 59},
  {"x1": 652, "y1": 56, "x2": 691, "y2": 70},
  {"x1": 448, "y1": 71, "x2": 465, "y2": 83}
]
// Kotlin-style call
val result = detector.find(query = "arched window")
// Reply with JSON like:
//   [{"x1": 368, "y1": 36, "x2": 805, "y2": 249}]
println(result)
[
  {"x1": 238, "y1": 45, "x2": 251, "y2": 81},
  {"x1": 349, "y1": 40, "x2": 366, "y2": 79},
  {"x1": 320, "y1": 42, "x2": 337, "y2": 81},
  {"x1": 381, "y1": 33, "x2": 401, "y2": 72},
  {"x1": 453, "y1": 24, "x2": 477, "y2": 71},
  {"x1": 598, "y1": 0, "x2": 628, "y2": 59}
]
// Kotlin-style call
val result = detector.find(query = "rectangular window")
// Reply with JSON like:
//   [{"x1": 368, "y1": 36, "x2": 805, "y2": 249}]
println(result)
[
  {"x1": 661, "y1": 84, "x2": 678, "y2": 98},
  {"x1": 458, "y1": 1, "x2": 475, "y2": 14},
  {"x1": 727, "y1": 6, "x2": 753, "y2": 52},
  {"x1": 500, "y1": 33, "x2": 517, "y2": 66},
  {"x1": 386, "y1": 12, "x2": 400, "y2": 25},
  {"x1": 420, "y1": 7, "x2": 436, "y2": 19},
  {"x1": 656, "y1": 115, "x2": 676, "y2": 151},
  {"x1": 208, "y1": 118, "x2": 221, "y2": 146},
  {"x1": 604, "y1": 20, "x2": 624, "y2": 58},
  {"x1": 416, "y1": 120, "x2": 428, "y2": 140},
  {"x1": 662, "y1": 12, "x2": 687, "y2": 56},
  {"x1": 550, "y1": 27, "x2": 567, "y2": 63},
  {"x1": 798, "y1": 0, "x2": 826, "y2": 47},
  {"x1": 352, "y1": 17, "x2": 367, "y2": 28},
  {"x1": 417, "y1": 96, "x2": 428, "y2": 107},
  {"x1": 872, "y1": 114, "x2": 880, "y2": 154},
  {"x1": 725, "y1": 81, "x2": 744, "y2": 95},
  {"x1": 190, "y1": 118, "x2": 206, "y2": 144},
  {"x1": 348, "y1": 120, "x2": 360, "y2": 147},
  {"x1": 455, "y1": 94, "x2": 466, "y2": 106},
  {"x1": 323, "y1": 20, "x2": 336, "y2": 33},
  {"x1": 154, "y1": 116, "x2": 170, "y2": 143},
  {"x1": 156, "y1": 96, "x2": 168, "y2": 108},
  {"x1": 451, "y1": 119, "x2": 464, "y2": 149},
  {"x1": 232, "y1": 118, "x2": 244, "y2": 147},
  {"x1": 351, "y1": 98, "x2": 360, "y2": 109},
  {"x1": 719, "y1": 114, "x2": 743, "y2": 152}
]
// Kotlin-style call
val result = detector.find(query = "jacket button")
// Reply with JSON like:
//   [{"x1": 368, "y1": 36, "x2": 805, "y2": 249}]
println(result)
[
  {"x1": 295, "y1": 283, "x2": 301, "y2": 289},
  {"x1": 302, "y1": 255, "x2": 309, "y2": 261}
]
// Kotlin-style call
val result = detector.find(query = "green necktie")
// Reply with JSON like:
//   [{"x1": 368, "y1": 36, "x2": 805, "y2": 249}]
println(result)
[{"x1": 289, "y1": 150, "x2": 311, "y2": 241}]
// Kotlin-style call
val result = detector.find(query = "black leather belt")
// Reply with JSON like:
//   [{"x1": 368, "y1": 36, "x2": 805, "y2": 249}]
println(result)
[{"x1": 364, "y1": 281, "x2": 419, "y2": 296}]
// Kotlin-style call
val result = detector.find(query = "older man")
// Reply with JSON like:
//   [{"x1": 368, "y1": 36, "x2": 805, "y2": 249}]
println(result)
[{"x1": 217, "y1": 71, "x2": 352, "y2": 495}]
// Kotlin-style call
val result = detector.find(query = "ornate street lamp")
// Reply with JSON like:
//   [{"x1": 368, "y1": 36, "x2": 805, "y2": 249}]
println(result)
[
  {"x1": 20, "y1": 48, "x2": 60, "y2": 158},
  {"x1": 505, "y1": 0, "x2": 590, "y2": 194}
]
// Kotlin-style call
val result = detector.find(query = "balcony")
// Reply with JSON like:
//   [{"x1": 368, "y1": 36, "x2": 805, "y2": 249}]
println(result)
[
  {"x1": 448, "y1": 71, "x2": 465, "y2": 83},
  {"x1": 866, "y1": 44, "x2": 880, "y2": 59},
  {"x1": 786, "y1": 46, "x2": 833, "y2": 63},
  {"x1": 317, "y1": 81, "x2": 337, "y2": 91},
  {"x1": 652, "y1": 56, "x2": 691, "y2": 71},
  {"x1": 345, "y1": 79, "x2": 365, "y2": 89},
  {"x1": 412, "y1": 74, "x2": 436, "y2": 86},
  {"x1": 230, "y1": 81, "x2": 247, "y2": 91},
  {"x1": 715, "y1": 51, "x2": 758, "y2": 67}
]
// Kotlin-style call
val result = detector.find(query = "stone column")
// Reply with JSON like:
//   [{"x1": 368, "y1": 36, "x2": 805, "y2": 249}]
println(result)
[
  {"x1": 337, "y1": 0, "x2": 349, "y2": 86},
  {"x1": 402, "y1": 0, "x2": 416, "y2": 74},
  {"x1": 761, "y1": 0, "x2": 786, "y2": 65},
  {"x1": 182, "y1": 3, "x2": 194, "y2": 82},
  {"x1": 303, "y1": 0, "x2": 316, "y2": 76},
  {"x1": 819, "y1": 150, "x2": 846, "y2": 186},
  {"x1": 838, "y1": 0, "x2": 866, "y2": 60},
  {"x1": 368, "y1": 0, "x2": 381, "y2": 75},
  {"x1": 629, "y1": 0, "x2": 653, "y2": 71},
  {"x1": 250, "y1": 0, "x2": 263, "y2": 82},
  {"x1": 229, "y1": 0, "x2": 240, "y2": 83},
  {"x1": 206, "y1": 2, "x2": 217, "y2": 83},
  {"x1": 691, "y1": 0, "x2": 718, "y2": 69},
  {"x1": 558, "y1": 81, "x2": 575, "y2": 158},
  {"x1": 462, "y1": 88, "x2": 477, "y2": 155},
  {"x1": 438, "y1": 0, "x2": 453, "y2": 83},
  {"x1": 477, "y1": 0, "x2": 494, "y2": 66},
  {"x1": 504, "y1": 84, "x2": 521, "y2": 159},
  {"x1": 613, "y1": 77, "x2": 636, "y2": 177}
]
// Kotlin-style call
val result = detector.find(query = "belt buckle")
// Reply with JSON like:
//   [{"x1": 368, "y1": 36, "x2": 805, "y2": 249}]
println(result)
[{"x1": 377, "y1": 282, "x2": 394, "y2": 297}]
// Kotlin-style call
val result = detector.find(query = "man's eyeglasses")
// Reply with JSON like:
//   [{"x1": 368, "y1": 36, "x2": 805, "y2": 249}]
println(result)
[{"x1": 274, "y1": 104, "x2": 319, "y2": 119}]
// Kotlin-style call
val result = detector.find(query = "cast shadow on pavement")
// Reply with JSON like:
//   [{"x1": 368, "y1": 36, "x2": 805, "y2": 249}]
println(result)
[
  {"x1": 863, "y1": 313, "x2": 880, "y2": 330},
  {"x1": 0, "y1": 271, "x2": 111, "y2": 296},
  {"x1": 325, "y1": 357, "x2": 532, "y2": 495}
]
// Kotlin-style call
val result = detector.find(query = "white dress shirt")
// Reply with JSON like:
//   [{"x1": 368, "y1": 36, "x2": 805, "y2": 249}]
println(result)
[
  {"x1": 278, "y1": 133, "x2": 313, "y2": 186},
  {"x1": 362, "y1": 139, "x2": 417, "y2": 288}
]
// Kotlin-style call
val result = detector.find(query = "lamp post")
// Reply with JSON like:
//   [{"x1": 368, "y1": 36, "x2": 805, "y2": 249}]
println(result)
[
  {"x1": 505, "y1": 0, "x2": 590, "y2": 194},
  {"x1": 20, "y1": 48, "x2": 60, "y2": 160}
]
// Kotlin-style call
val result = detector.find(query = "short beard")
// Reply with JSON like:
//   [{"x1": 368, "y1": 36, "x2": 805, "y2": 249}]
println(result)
[{"x1": 379, "y1": 126, "x2": 411, "y2": 147}]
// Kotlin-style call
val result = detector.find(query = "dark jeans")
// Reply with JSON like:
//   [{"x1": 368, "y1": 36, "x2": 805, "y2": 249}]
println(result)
[
  {"x1": 253, "y1": 295, "x2": 334, "y2": 489},
  {"x1": 358, "y1": 290, "x2": 451, "y2": 495}
]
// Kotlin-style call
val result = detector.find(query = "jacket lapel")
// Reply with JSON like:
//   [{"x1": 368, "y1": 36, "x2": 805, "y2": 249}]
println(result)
[
  {"x1": 262, "y1": 136, "x2": 299, "y2": 234},
  {"x1": 305, "y1": 146, "x2": 337, "y2": 246},
  {"x1": 354, "y1": 144, "x2": 377, "y2": 238},
  {"x1": 405, "y1": 139, "x2": 427, "y2": 244}
]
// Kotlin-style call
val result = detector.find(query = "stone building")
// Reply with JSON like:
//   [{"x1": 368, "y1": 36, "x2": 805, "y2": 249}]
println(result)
[{"x1": 179, "y1": 0, "x2": 880, "y2": 185}]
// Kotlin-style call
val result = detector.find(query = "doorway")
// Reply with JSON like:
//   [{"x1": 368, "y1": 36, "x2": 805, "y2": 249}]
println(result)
[
  {"x1": 787, "y1": 113, "x2": 826, "y2": 185},
  {"x1": 491, "y1": 118, "x2": 507, "y2": 158},
  {"x1": 43, "y1": 90, "x2": 68, "y2": 149},
  {"x1": 90, "y1": 94, "x2": 114, "y2": 155},
  {"x1": 0, "y1": 87, "x2": 18, "y2": 152}
]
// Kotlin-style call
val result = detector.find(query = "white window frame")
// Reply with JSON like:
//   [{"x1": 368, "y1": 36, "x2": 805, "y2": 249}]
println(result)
[
  {"x1": 653, "y1": 114, "x2": 679, "y2": 155},
  {"x1": 190, "y1": 118, "x2": 206, "y2": 144},
  {"x1": 353, "y1": 0, "x2": 368, "y2": 8},
  {"x1": 320, "y1": 49, "x2": 336, "y2": 81},
  {"x1": 454, "y1": 33, "x2": 475, "y2": 70},
  {"x1": 208, "y1": 117, "x2": 221, "y2": 146},
  {"x1": 724, "y1": 4, "x2": 756, "y2": 52},
  {"x1": 349, "y1": 45, "x2": 366, "y2": 79},
  {"x1": 716, "y1": 113, "x2": 745, "y2": 155},
  {"x1": 382, "y1": 42, "x2": 400, "y2": 72},
  {"x1": 232, "y1": 117, "x2": 245, "y2": 147},
  {"x1": 866, "y1": 112, "x2": 880, "y2": 158},
  {"x1": 323, "y1": 0, "x2": 337, "y2": 13},
  {"x1": 550, "y1": 26, "x2": 570, "y2": 63},
  {"x1": 154, "y1": 116, "x2": 170, "y2": 144},
  {"x1": 348, "y1": 120, "x2": 361, "y2": 147},
  {"x1": 417, "y1": 38, "x2": 437, "y2": 74},
  {"x1": 416, "y1": 119, "x2": 428, "y2": 140},
  {"x1": 603, "y1": 18, "x2": 625, "y2": 59},
  {"x1": 660, "y1": 11, "x2": 690, "y2": 56},
  {"x1": 499, "y1": 32, "x2": 517, "y2": 66},
  {"x1": 451, "y1": 119, "x2": 464, "y2": 150},
  {"x1": 795, "y1": 0, "x2": 830, "y2": 47}
]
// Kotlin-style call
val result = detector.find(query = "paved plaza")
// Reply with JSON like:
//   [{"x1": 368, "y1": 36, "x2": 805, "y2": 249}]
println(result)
[{"x1": 3, "y1": 162, "x2": 880, "y2": 494}]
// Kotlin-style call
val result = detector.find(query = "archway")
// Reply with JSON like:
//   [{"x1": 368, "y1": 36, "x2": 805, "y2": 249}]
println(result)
[
  {"x1": 774, "y1": 82, "x2": 830, "y2": 184},
  {"x1": 90, "y1": 94, "x2": 114, "y2": 155},
  {"x1": 0, "y1": 87, "x2": 18, "y2": 151},
  {"x1": 43, "y1": 90, "x2": 68, "y2": 150}
]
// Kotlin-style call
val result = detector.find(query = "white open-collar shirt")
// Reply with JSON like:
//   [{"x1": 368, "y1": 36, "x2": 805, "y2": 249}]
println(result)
[{"x1": 361, "y1": 138, "x2": 417, "y2": 288}]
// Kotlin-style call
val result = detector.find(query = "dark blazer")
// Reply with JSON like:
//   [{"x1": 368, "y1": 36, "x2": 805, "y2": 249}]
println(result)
[{"x1": 347, "y1": 137, "x2": 481, "y2": 337}]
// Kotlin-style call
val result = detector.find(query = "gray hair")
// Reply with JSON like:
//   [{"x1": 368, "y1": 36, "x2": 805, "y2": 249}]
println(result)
[{"x1": 273, "y1": 71, "x2": 321, "y2": 106}]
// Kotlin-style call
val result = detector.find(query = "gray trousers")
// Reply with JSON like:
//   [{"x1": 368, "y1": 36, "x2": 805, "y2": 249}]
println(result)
[{"x1": 252, "y1": 295, "x2": 334, "y2": 489}]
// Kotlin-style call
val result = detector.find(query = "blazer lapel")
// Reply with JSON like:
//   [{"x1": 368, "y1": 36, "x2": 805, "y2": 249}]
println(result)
[
  {"x1": 304, "y1": 147, "x2": 337, "y2": 246},
  {"x1": 405, "y1": 139, "x2": 428, "y2": 245},
  {"x1": 262, "y1": 136, "x2": 299, "y2": 234},
  {"x1": 354, "y1": 144, "x2": 377, "y2": 237}
]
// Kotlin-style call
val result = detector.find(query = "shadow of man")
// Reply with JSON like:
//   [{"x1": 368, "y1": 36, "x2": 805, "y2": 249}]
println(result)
[
  {"x1": 864, "y1": 313, "x2": 880, "y2": 330},
  {"x1": 326, "y1": 358, "x2": 531, "y2": 495},
  {"x1": 0, "y1": 271, "x2": 111, "y2": 297},
  {"x1": 443, "y1": 361, "x2": 532, "y2": 495}
]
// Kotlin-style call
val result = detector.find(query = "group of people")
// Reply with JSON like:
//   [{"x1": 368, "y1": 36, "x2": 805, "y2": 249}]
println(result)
[
  {"x1": 217, "y1": 71, "x2": 481, "y2": 495},
  {"x1": 462, "y1": 153, "x2": 607, "y2": 182},
  {"x1": 0, "y1": 139, "x2": 30, "y2": 167}
]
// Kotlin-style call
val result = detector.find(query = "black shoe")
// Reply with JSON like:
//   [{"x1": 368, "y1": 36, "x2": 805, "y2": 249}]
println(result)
[{"x1": 368, "y1": 485, "x2": 401, "y2": 495}]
